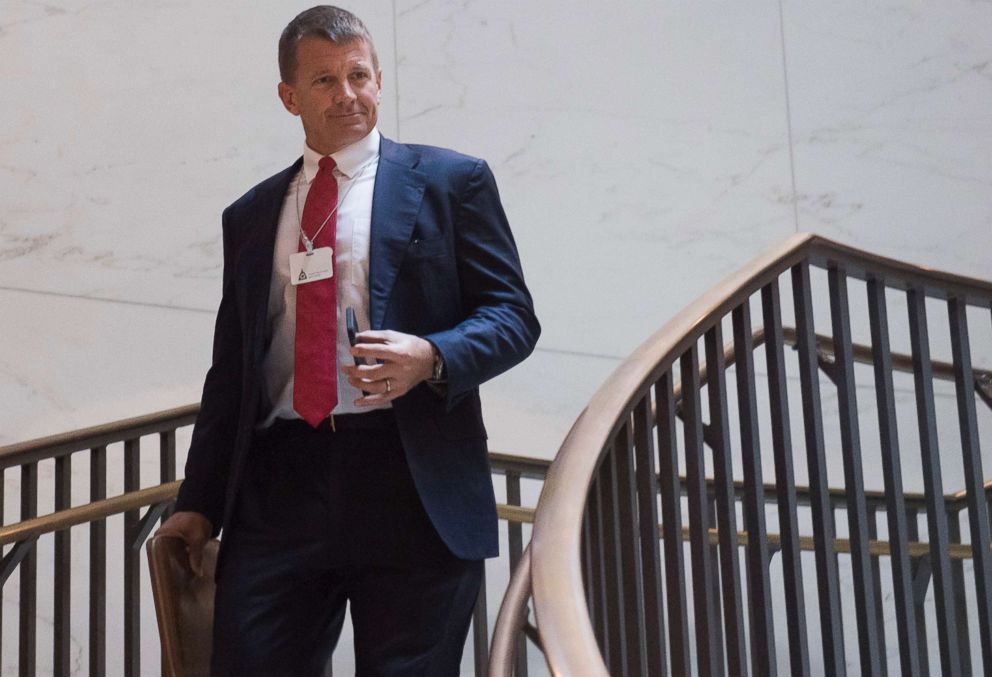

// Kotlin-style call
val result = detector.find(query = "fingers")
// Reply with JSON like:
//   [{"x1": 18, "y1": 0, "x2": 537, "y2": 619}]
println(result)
[
  {"x1": 343, "y1": 332, "x2": 434, "y2": 403},
  {"x1": 155, "y1": 511, "x2": 212, "y2": 577},
  {"x1": 188, "y1": 542, "x2": 205, "y2": 578},
  {"x1": 350, "y1": 330, "x2": 422, "y2": 363},
  {"x1": 350, "y1": 342, "x2": 402, "y2": 363},
  {"x1": 154, "y1": 526, "x2": 207, "y2": 577},
  {"x1": 353, "y1": 329, "x2": 394, "y2": 344},
  {"x1": 341, "y1": 363, "x2": 405, "y2": 404},
  {"x1": 344, "y1": 371, "x2": 402, "y2": 404},
  {"x1": 353, "y1": 391, "x2": 395, "y2": 407},
  {"x1": 341, "y1": 363, "x2": 387, "y2": 378},
  {"x1": 342, "y1": 364, "x2": 390, "y2": 389}
]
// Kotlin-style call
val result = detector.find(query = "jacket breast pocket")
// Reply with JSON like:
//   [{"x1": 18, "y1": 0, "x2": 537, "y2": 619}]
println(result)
[{"x1": 406, "y1": 236, "x2": 447, "y2": 259}]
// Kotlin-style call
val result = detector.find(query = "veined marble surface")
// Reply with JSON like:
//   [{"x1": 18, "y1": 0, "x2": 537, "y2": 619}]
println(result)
[
  {"x1": 395, "y1": 0, "x2": 798, "y2": 357},
  {"x1": 783, "y1": 2, "x2": 992, "y2": 278},
  {"x1": 1, "y1": 0, "x2": 991, "y2": 674},
  {"x1": 0, "y1": 1, "x2": 397, "y2": 312}
]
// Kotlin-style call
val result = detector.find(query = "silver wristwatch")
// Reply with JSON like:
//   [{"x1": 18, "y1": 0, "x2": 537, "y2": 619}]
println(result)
[{"x1": 432, "y1": 348, "x2": 446, "y2": 382}]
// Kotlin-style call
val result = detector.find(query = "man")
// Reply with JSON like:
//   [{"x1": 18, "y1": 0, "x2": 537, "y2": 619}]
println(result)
[{"x1": 155, "y1": 6, "x2": 539, "y2": 675}]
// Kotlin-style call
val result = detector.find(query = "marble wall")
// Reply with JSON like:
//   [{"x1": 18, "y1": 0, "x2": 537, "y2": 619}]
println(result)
[{"x1": 1, "y1": 1, "x2": 990, "y2": 674}]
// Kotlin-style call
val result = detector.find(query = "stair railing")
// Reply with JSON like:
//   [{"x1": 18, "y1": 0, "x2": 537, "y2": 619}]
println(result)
[{"x1": 491, "y1": 233, "x2": 992, "y2": 676}]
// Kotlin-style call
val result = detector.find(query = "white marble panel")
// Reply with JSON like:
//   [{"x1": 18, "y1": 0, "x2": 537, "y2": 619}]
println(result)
[
  {"x1": 482, "y1": 348, "x2": 622, "y2": 459},
  {"x1": 394, "y1": 0, "x2": 797, "y2": 358},
  {"x1": 0, "y1": 289, "x2": 212, "y2": 446},
  {"x1": 782, "y1": 1, "x2": 992, "y2": 279},
  {"x1": 0, "y1": 1, "x2": 397, "y2": 311}
]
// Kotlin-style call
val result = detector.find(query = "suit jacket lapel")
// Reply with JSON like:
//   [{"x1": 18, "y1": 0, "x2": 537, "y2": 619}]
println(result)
[
  {"x1": 240, "y1": 139, "x2": 423, "y2": 365},
  {"x1": 369, "y1": 137, "x2": 427, "y2": 330},
  {"x1": 242, "y1": 158, "x2": 301, "y2": 369}
]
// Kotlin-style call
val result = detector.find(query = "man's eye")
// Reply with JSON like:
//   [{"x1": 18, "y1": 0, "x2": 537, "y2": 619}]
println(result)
[{"x1": 351, "y1": 72, "x2": 369, "y2": 81}]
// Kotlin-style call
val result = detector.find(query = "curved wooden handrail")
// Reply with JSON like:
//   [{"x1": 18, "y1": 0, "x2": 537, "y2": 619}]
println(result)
[
  {"x1": 529, "y1": 233, "x2": 813, "y2": 674},
  {"x1": 524, "y1": 233, "x2": 992, "y2": 675},
  {"x1": 490, "y1": 545, "x2": 535, "y2": 675}
]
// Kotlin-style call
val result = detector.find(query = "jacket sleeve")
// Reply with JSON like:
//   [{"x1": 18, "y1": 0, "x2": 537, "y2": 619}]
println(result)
[
  {"x1": 424, "y1": 159, "x2": 541, "y2": 411},
  {"x1": 174, "y1": 208, "x2": 243, "y2": 535}
]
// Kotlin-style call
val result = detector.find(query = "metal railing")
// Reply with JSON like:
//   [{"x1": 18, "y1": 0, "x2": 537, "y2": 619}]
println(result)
[
  {"x1": 491, "y1": 233, "x2": 992, "y2": 676},
  {"x1": 0, "y1": 407, "x2": 549, "y2": 676}
]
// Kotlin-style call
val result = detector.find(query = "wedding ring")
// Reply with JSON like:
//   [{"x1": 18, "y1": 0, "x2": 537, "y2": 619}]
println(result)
[{"x1": 385, "y1": 378, "x2": 392, "y2": 394}]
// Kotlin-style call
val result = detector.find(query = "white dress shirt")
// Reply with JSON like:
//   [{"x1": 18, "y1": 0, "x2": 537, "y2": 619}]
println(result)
[{"x1": 259, "y1": 128, "x2": 385, "y2": 427}]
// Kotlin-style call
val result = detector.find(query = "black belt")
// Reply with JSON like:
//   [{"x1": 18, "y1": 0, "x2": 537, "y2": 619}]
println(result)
[{"x1": 265, "y1": 409, "x2": 396, "y2": 434}]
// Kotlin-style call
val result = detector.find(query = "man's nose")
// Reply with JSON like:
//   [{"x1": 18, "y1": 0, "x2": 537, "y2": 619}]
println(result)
[{"x1": 334, "y1": 81, "x2": 357, "y2": 103}]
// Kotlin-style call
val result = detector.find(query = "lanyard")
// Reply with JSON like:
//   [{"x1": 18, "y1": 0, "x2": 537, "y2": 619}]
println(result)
[{"x1": 296, "y1": 155, "x2": 377, "y2": 254}]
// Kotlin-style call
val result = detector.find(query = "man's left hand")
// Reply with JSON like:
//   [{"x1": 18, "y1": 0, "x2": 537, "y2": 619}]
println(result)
[{"x1": 343, "y1": 330, "x2": 436, "y2": 405}]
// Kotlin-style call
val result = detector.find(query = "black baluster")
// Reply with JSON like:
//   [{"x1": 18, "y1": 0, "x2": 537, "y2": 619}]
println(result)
[
  {"x1": 948, "y1": 297, "x2": 992, "y2": 673},
  {"x1": 633, "y1": 394, "x2": 667, "y2": 676},
  {"x1": 123, "y1": 438, "x2": 141, "y2": 677},
  {"x1": 615, "y1": 419, "x2": 648, "y2": 676},
  {"x1": 682, "y1": 346, "x2": 722, "y2": 676},
  {"x1": 601, "y1": 443, "x2": 628, "y2": 676},
  {"x1": 731, "y1": 300, "x2": 777, "y2": 677},
  {"x1": 54, "y1": 453, "x2": 71, "y2": 677},
  {"x1": 866, "y1": 277, "x2": 921, "y2": 676},
  {"x1": 762, "y1": 281, "x2": 812, "y2": 677},
  {"x1": 704, "y1": 322, "x2": 747, "y2": 676},
  {"x1": 791, "y1": 262, "x2": 846, "y2": 675},
  {"x1": 89, "y1": 445, "x2": 107, "y2": 677},
  {"x1": 907, "y1": 288, "x2": 960, "y2": 675},
  {"x1": 20, "y1": 461, "x2": 38, "y2": 677},
  {"x1": 828, "y1": 266, "x2": 884, "y2": 675},
  {"x1": 656, "y1": 371, "x2": 691, "y2": 675}
]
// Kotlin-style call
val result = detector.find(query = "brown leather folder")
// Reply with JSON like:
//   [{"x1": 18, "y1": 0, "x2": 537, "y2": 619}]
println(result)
[{"x1": 146, "y1": 535, "x2": 219, "y2": 677}]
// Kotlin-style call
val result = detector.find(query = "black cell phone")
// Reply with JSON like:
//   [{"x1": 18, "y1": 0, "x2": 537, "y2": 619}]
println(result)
[
  {"x1": 345, "y1": 308, "x2": 370, "y2": 396},
  {"x1": 345, "y1": 307, "x2": 364, "y2": 367}
]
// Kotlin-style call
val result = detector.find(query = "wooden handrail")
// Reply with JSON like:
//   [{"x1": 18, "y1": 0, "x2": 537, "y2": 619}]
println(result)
[
  {"x1": 666, "y1": 525, "x2": 986, "y2": 561},
  {"x1": 0, "y1": 404, "x2": 199, "y2": 467},
  {"x1": 0, "y1": 481, "x2": 182, "y2": 547},
  {"x1": 524, "y1": 233, "x2": 992, "y2": 676},
  {"x1": 487, "y1": 451, "x2": 552, "y2": 478},
  {"x1": 490, "y1": 546, "x2": 534, "y2": 676}
]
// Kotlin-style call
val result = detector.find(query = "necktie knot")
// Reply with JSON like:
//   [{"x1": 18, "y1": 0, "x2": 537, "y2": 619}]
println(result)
[{"x1": 319, "y1": 156, "x2": 337, "y2": 173}]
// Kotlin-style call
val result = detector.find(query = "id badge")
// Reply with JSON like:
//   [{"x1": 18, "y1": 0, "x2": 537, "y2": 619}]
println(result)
[{"x1": 289, "y1": 247, "x2": 333, "y2": 285}]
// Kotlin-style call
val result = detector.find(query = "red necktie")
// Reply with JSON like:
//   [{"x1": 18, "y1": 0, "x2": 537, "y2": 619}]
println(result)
[{"x1": 294, "y1": 156, "x2": 338, "y2": 427}]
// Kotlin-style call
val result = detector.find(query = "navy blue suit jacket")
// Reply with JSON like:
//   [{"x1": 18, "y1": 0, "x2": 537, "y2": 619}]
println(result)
[{"x1": 175, "y1": 137, "x2": 540, "y2": 564}]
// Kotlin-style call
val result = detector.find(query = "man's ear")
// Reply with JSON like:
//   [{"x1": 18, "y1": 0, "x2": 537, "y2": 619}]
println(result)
[{"x1": 278, "y1": 81, "x2": 301, "y2": 116}]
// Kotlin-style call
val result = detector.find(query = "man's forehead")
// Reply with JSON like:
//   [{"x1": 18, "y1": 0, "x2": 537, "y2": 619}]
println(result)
[{"x1": 296, "y1": 38, "x2": 374, "y2": 71}]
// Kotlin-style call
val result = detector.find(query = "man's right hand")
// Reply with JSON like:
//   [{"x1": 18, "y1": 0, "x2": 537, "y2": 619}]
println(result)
[{"x1": 155, "y1": 511, "x2": 213, "y2": 577}]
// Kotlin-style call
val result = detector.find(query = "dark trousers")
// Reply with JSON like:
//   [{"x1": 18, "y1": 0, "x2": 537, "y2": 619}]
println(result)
[{"x1": 211, "y1": 413, "x2": 484, "y2": 676}]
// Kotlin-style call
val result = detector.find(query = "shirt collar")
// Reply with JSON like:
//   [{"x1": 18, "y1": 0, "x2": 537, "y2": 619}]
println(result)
[{"x1": 302, "y1": 127, "x2": 381, "y2": 183}]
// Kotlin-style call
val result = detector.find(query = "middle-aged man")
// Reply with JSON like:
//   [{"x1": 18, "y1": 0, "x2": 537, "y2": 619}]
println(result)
[{"x1": 155, "y1": 5, "x2": 540, "y2": 675}]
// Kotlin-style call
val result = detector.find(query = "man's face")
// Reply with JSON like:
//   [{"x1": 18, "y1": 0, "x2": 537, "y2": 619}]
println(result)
[{"x1": 278, "y1": 37, "x2": 382, "y2": 155}]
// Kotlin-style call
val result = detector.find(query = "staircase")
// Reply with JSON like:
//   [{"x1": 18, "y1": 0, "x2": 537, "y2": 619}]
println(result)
[{"x1": 490, "y1": 233, "x2": 992, "y2": 676}]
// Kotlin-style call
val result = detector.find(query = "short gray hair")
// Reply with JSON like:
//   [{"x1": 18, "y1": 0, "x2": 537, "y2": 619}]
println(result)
[{"x1": 278, "y1": 6, "x2": 379, "y2": 83}]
